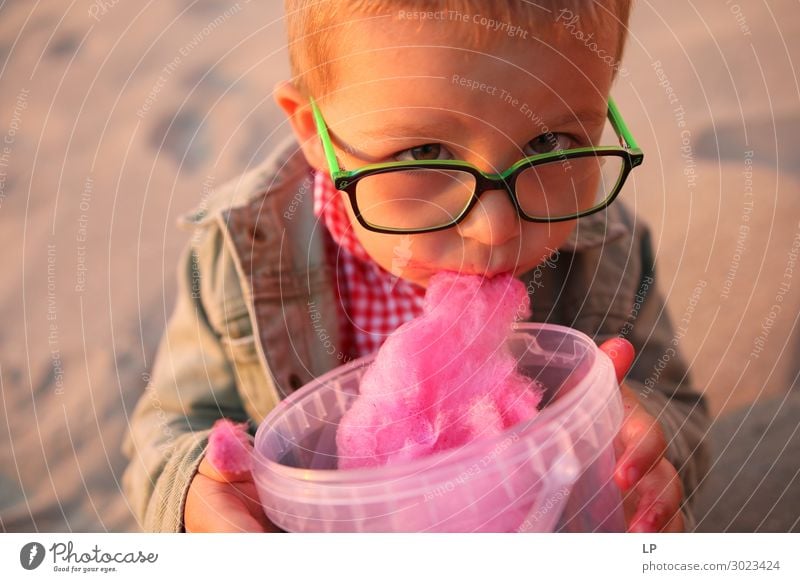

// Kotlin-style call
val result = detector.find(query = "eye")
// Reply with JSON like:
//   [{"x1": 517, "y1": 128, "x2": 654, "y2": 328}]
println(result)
[
  {"x1": 394, "y1": 143, "x2": 454, "y2": 162},
  {"x1": 524, "y1": 132, "x2": 578, "y2": 156}
]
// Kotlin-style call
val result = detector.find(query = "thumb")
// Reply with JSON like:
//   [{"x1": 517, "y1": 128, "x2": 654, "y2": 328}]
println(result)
[
  {"x1": 197, "y1": 455, "x2": 252, "y2": 484},
  {"x1": 598, "y1": 337, "x2": 636, "y2": 383}
]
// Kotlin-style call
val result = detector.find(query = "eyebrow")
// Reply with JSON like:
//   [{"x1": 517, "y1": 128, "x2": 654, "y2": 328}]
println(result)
[
  {"x1": 352, "y1": 118, "x2": 466, "y2": 142},
  {"x1": 350, "y1": 107, "x2": 609, "y2": 142},
  {"x1": 548, "y1": 108, "x2": 609, "y2": 130}
]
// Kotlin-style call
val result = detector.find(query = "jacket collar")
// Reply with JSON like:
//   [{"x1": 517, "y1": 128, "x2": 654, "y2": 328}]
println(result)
[{"x1": 558, "y1": 205, "x2": 631, "y2": 253}]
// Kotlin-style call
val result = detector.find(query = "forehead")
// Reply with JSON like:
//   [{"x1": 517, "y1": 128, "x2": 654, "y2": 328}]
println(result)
[{"x1": 321, "y1": 16, "x2": 616, "y2": 129}]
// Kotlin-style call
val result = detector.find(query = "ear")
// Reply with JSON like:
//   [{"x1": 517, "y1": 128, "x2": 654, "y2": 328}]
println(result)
[{"x1": 273, "y1": 80, "x2": 328, "y2": 172}]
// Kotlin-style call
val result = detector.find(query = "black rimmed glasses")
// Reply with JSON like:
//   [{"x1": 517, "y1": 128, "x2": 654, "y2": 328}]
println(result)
[{"x1": 310, "y1": 97, "x2": 644, "y2": 235}]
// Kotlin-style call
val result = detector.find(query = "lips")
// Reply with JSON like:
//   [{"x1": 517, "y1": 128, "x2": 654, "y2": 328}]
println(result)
[
  {"x1": 460, "y1": 267, "x2": 514, "y2": 279},
  {"x1": 408, "y1": 261, "x2": 514, "y2": 279},
  {"x1": 404, "y1": 257, "x2": 516, "y2": 279},
  {"x1": 484, "y1": 268, "x2": 516, "y2": 279}
]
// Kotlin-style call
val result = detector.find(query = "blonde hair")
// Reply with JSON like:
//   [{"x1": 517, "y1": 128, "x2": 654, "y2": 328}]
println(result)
[{"x1": 284, "y1": 0, "x2": 632, "y2": 97}]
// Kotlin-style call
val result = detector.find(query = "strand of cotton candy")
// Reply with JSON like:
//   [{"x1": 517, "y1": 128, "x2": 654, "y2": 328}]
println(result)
[
  {"x1": 206, "y1": 418, "x2": 253, "y2": 474},
  {"x1": 336, "y1": 271, "x2": 543, "y2": 469}
]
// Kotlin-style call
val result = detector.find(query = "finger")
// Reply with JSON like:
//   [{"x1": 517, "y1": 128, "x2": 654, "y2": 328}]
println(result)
[
  {"x1": 614, "y1": 406, "x2": 668, "y2": 491},
  {"x1": 662, "y1": 508, "x2": 685, "y2": 533},
  {"x1": 613, "y1": 384, "x2": 641, "y2": 461},
  {"x1": 621, "y1": 484, "x2": 640, "y2": 526},
  {"x1": 628, "y1": 459, "x2": 684, "y2": 533},
  {"x1": 185, "y1": 474, "x2": 266, "y2": 533},
  {"x1": 198, "y1": 454, "x2": 253, "y2": 484},
  {"x1": 598, "y1": 337, "x2": 635, "y2": 383}
]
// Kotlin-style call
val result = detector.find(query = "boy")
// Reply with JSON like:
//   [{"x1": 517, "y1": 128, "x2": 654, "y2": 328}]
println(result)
[{"x1": 122, "y1": 0, "x2": 709, "y2": 533}]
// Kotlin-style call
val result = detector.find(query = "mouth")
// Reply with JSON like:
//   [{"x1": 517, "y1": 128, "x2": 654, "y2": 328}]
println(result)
[
  {"x1": 404, "y1": 255, "x2": 518, "y2": 279},
  {"x1": 459, "y1": 267, "x2": 515, "y2": 279},
  {"x1": 405, "y1": 258, "x2": 515, "y2": 280}
]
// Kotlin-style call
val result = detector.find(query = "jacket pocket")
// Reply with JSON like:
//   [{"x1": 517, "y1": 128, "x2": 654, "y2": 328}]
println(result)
[{"x1": 219, "y1": 330, "x2": 281, "y2": 424}]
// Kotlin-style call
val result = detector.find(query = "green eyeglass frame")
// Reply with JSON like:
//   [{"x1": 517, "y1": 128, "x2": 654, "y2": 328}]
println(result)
[{"x1": 309, "y1": 96, "x2": 644, "y2": 234}]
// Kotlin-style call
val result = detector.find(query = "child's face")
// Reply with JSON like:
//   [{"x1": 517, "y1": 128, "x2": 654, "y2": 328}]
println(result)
[{"x1": 301, "y1": 17, "x2": 616, "y2": 287}]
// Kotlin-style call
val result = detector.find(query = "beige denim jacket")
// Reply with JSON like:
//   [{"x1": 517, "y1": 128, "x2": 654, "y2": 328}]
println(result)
[{"x1": 121, "y1": 134, "x2": 710, "y2": 532}]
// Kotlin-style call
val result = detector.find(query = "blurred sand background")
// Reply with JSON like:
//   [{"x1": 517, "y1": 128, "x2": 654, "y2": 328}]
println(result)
[{"x1": 0, "y1": 1, "x2": 797, "y2": 532}]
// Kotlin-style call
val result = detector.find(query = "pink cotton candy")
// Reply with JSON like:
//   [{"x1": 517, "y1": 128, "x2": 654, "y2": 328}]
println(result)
[
  {"x1": 336, "y1": 271, "x2": 543, "y2": 469},
  {"x1": 207, "y1": 418, "x2": 253, "y2": 474}
]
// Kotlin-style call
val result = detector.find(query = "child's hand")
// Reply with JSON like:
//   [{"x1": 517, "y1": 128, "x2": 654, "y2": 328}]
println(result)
[
  {"x1": 184, "y1": 455, "x2": 280, "y2": 533},
  {"x1": 598, "y1": 338, "x2": 685, "y2": 533}
]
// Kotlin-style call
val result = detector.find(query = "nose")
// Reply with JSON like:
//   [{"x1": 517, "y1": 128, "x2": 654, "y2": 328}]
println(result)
[{"x1": 456, "y1": 188, "x2": 520, "y2": 246}]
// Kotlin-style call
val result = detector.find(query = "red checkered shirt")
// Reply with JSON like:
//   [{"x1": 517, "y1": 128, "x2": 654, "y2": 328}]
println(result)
[{"x1": 312, "y1": 170, "x2": 426, "y2": 359}]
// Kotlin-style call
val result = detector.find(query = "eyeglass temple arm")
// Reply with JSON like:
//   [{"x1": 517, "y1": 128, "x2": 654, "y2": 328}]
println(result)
[
  {"x1": 608, "y1": 96, "x2": 641, "y2": 153},
  {"x1": 309, "y1": 96, "x2": 344, "y2": 176}
]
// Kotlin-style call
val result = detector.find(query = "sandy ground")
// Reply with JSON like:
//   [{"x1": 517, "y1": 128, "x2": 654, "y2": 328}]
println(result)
[{"x1": 0, "y1": 1, "x2": 797, "y2": 532}]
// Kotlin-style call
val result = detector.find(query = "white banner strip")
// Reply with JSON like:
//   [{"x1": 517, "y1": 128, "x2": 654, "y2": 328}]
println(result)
[{"x1": 1, "y1": 533, "x2": 797, "y2": 581}]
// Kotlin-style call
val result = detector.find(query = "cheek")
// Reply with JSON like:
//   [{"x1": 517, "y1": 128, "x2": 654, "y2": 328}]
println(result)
[
  {"x1": 520, "y1": 221, "x2": 576, "y2": 254},
  {"x1": 358, "y1": 234, "x2": 399, "y2": 267},
  {"x1": 349, "y1": 220, "x2": 428, "y2": 276}
]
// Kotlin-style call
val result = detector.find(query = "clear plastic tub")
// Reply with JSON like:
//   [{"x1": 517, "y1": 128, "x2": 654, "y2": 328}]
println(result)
[{"x1": 253, "y1": 322, "x2": 625, "y2": 532}]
